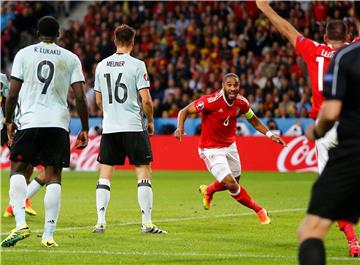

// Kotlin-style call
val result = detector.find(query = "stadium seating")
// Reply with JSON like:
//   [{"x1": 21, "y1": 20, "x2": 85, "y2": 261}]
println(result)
[{"x1": 1, "y1": 1, "x2": 356, "y2": 134}]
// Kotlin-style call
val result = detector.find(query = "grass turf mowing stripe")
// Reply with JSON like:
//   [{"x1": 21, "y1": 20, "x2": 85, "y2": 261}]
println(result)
[
  {"x1": 1, "y1": 207, "x2": 305, "y2": 235},
  {"x1": 1, "y1": 249, "x2": 358, "y2": 262}
]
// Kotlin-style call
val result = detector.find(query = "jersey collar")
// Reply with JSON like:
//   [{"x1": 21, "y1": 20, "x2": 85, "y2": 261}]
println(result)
[
  {"x1": 40, "y1": 41, "x2": 55, "y2": 45},
  {"x1": 221, "y1": 89, "x2": 235, "y2": 106}
]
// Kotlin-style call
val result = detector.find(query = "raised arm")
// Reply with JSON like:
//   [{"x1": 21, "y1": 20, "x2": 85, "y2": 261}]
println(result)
[
  {"x1": 256, "y1": 0, "x2": 302, "y2": 47},
  {"x1": 175, "y1": 102, "x2": 198, "y2": 141},
  {"x1": 247, "y1": 114, "x2": 286, "y2": 146},
  {"x1": 139, "y1": 88, "x2": 154, "y2": 135}
]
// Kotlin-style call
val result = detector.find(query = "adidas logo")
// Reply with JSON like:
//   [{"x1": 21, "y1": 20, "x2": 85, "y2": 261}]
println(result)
[
  {"x1": 48, "y1": 220, "x2": 55, "y2": 224},
  {"x1": 218, "y1": 108, "x2": 224, "y2": 113},
  {"x1": 99, "y1": 207, "x2": 105, "y2": 211}
]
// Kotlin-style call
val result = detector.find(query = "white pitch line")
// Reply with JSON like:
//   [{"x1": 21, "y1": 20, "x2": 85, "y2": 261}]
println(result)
[
  {"x1": 0, "y1": 249, "x2": 358, "y2": 262},
  {"x1": 0, "y1": 207, "x2": 306, "y2": 235}
]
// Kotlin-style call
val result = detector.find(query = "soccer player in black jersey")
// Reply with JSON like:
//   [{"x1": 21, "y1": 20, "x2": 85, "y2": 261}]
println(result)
[{"x1": 299, "y1": 2, "x2": 360, "y2": 264}]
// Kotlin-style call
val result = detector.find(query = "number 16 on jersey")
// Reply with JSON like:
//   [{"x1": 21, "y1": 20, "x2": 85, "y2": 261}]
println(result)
[{"x1": 103, "y1": 73, "x2": 128, "y2": 104}]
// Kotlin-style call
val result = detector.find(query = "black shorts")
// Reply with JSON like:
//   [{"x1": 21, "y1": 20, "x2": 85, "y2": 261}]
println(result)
[
  {"x1": 9, "y1": 127, "x2": 70, "y2": 168},
  {"x1": 1, "y1": 126, "x2": 8, "y2": 146},
  {"x1": 308, "y1": 141, "x2": 360, "y2": 224},
  {"x1": 97, "y1": 131, "x2": 153, "y2": 166}
]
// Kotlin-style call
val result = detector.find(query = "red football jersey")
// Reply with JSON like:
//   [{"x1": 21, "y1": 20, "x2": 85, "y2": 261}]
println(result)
[
  {"x1": 353, "y1": 36, "x2": 360, "y2": 43},
  {"x1": 296, "y1": 36, "x2": 335, "y2": 119},
  {"x1": 194, "y1": 90, "x2": 251, "y2": 148}
]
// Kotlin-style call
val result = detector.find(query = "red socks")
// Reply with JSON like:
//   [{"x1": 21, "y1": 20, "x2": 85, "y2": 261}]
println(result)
[
  {"x1": 232, "y1": 186, "x2": 262, "y2": 213},
  {"x1": 206, "y1": 181, "x2": 262, "y2": 213},
  {"x1": 338, "y1": 220, "x2": 359, "y2": 244},
  {"x1": 206, "y1": 180, "x2": 226, "y2": 195}
]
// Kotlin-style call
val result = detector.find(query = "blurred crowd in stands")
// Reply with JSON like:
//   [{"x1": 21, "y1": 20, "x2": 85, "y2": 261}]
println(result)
[{"x1": 1, "y1": 1, "x2": 358, "y2": 121}]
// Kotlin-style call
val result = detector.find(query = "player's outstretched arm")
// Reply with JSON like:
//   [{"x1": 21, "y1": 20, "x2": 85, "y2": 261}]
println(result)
[
  {"x1": 247, "y1": 114, "x2": 286, "y2": 146},
  {"x1": 256, "y1": 0, "x2": 301, "y2": 47},
  {"x1": 175, "y1": 102, "x2": 197, "y2": 141},
  {"x1": 72, "y1": 81, "x2": 89, "y2": 149},
  {"x1": 4, "y1": 78, "x2": 22, "y2": 146},
  {"x1": 139, "y1": 88, "x2": 154, "y2": 135}
]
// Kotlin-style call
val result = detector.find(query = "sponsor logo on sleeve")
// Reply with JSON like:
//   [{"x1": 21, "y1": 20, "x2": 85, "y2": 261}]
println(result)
[
  {"x1": 196, "y1": 101, "x2": 204, "y2": 110},
  {"x1": 144, "y1": 73, "x2": 149, "y2": 81}
]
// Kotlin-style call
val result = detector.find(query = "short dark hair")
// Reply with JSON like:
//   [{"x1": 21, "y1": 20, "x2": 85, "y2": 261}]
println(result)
[
  {"x1": 325, "y1": 19, "x2": 347, "y2": 41},
  {"x1": 114, "y1": 24, "x2": 136, "y2": 46},
  {"x1": 222, "y1": 73, "x2": 240, "y2": 83},
  {"x1": 37, "y1": 16, "x2": 59, "y2": 37}
]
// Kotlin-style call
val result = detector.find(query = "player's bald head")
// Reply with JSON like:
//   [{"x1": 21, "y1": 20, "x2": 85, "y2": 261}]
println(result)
[
  {"x1": 325, "y1": 20, "x2": 347, "y2": 42},
  {"x1": 222, "y1": 73, "x2": 240, "y2": 83}
]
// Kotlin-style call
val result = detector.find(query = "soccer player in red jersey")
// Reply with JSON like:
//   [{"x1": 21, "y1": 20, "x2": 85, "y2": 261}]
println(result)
[
  {"x1": 257, "y1": 0, "x2": 360, "y2": 257},
  {"x1": 175, "y1": 73, "x2": 285, "y2": 225}
]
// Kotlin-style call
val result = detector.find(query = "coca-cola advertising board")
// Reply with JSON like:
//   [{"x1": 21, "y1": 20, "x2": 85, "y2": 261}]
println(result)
[{"x1": 0, "y1": 136, "x2": 317, "y2": 172}]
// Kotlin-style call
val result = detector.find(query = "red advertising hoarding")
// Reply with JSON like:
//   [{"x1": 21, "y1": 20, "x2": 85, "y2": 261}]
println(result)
[{"x1": 0, "y1": 136, "x2": 317, "y2": 172}]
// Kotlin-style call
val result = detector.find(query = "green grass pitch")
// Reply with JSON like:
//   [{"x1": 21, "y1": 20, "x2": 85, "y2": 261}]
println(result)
[{"x1": 1, "y1": 170, "x2": 359, "y2": 265}]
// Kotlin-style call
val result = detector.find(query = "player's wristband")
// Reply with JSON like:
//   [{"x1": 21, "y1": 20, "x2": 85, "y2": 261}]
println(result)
[{"x1": 265, "y1": 131, "x2": 274, "y2": 138}]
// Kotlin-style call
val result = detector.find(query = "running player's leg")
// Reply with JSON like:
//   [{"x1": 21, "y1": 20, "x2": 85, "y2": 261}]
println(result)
[
  {"x1": 338, "y1": 220, "x2": 360, "y2": 257},
  {"x1": 201, "y1": 146, "x2": 232, "y2": 199},
  {"x1": 198, "y1": 147, "x2": 229, "y2": 210},
  {"x1": 212, "y1": 168, "x2": 265, "y2": 219},
  {"x1": 201, "y1": 181, "x2": 227, "y2": 199},
  {"x1": 226, "y1": 142, "x2": 269, "y2": 223},
  {"x1": 316, "y1": 124, "x2": 359, "y2": 256}
]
